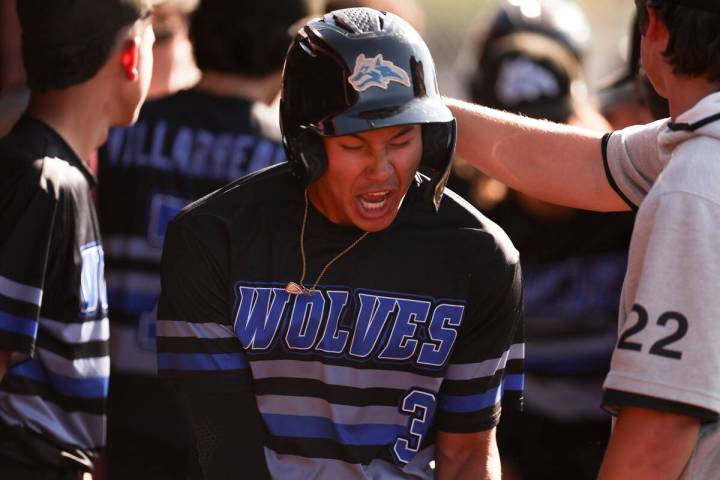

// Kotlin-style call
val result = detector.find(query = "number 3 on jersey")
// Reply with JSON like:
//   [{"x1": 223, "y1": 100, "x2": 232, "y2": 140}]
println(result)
[{"x1": 393, "y1": 389, "x2": 436, "y2": 464}]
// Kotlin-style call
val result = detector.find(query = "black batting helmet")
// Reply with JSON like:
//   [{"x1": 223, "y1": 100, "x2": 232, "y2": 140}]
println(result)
[{"x1": 280, "y1": 7, "x2": 456, "y2": 211}]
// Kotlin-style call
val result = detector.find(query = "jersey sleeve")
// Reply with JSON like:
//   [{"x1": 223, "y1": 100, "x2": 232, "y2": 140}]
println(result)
[
  {"x1": 156, "y1": 216, "x2": 249, "y2": 390},
  {"x1": 602, "y1": 119, "x2": 668, "y2": 209},
  {"x1": 436, "y1": 248, "x2": 525, "y2": 433},
  {"x1": 0, "y1": 172, "x2": 56, "y2": 357},
  {"x1": 602, "y1": 192, "x2": 720, "y2": 422},
  {"x1": 156, "y1": 217, "x2": 270, "y2": 479}
]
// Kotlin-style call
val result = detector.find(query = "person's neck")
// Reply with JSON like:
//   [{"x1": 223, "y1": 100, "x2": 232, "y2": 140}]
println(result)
[
  {"x1": 194, "y1": 70, "x2": 281, "y2": 105},
  {"x1": 666, "y1": 74, "x2": 720, "y2": 119},
  {"x1": 26, "y1": 87, "x2": 110, "y2": 163}
]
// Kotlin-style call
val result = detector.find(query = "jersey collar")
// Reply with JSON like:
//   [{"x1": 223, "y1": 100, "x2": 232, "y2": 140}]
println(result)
[{"x1": 12, "y1": 115, "x2": 97, "y2": 187}]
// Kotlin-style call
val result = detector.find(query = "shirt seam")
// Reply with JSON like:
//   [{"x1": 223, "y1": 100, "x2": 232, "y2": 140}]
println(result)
[
  {"x1": 601, "y1": 132, "x2": 638, "y2": 211},
  {"x1": 605, "y1": 372, "x2": 720, "y2": 404}
]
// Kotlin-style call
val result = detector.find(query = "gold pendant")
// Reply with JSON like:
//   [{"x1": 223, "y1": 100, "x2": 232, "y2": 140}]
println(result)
[{"x1": 286, "y1": 282, "x2": 312, "y2": 295}]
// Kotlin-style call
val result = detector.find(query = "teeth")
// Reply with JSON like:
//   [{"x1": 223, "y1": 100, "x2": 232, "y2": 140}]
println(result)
[
  {"x1": 358, "y1": 191, "x2": 391, "y2": 211},
  {"x1": 360, "y1": 197, "x2": 387, "y2": 210}
]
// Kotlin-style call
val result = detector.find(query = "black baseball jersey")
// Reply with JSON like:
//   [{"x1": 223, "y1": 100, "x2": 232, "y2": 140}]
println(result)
[
  {"x1": 486, "y1": 196, "x2": 634, "y2": 399},
  {"x1": 486, "y1": 195, "x2": 633, "y2": 478},
  {"x1": 0, "y1": 116, "x2": 109, "y2": 456},
  {"x1": 97, "y1": 89, "x2": 285, "y2": 440},
  {"x1": 157, "y1": 164, "x2": 524, "y2": 478}
]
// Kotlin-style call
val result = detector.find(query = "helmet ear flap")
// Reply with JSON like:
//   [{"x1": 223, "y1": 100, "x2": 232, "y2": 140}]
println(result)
[
  {"x1": 285, "y1": 129, "x2": 328, "y2": 185},
  {"x1": 420, "y1": 120, "x2": 457, "y2": 211}
]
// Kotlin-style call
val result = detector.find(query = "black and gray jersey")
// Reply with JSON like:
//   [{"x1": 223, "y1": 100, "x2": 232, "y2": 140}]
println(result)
[
  {"x1": 157, "y1": 165, "x2": 525, "y2": 478},
  {"x1": 0, "y1": 116, "x2": 109, "y2": 455},
  {"x1": 97, "y1": 90, "x2": 285, "y2": 444},
  {"x1": 99, "y1": 89, "x2": 286, "y2": 377}
]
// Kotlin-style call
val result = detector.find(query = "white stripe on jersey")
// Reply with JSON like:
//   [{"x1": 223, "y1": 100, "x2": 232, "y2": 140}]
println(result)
[
  {"x1": 251, "y1": 359, "x2": 434, "y2": 390},
  {"x1": 40, "y1": 317, "x2": 110, "y2": 344},
  {"x1": 156, "y1": 320, "x2": 236, "y2": 339},
  {"x1": 0, "y1": 274, "x2": 43, "y2": 306},
  {"x1": 445, "y1": 343, "x2": 525, "y2": 381},
  {"x1": 36, "y1": 348, "x2": 110, "y2": 379},
  {"x1": 257, "y1": 394, "x2": 405, "y2": 426},
  {"x1": 263, "y1": 446, "x2": 435, "y2": 480},
  {"x1": 0, "y1": 393, "x2": 104, "y2": 450}
]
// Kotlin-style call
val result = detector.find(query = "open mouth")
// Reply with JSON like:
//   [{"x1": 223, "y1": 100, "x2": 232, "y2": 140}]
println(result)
[{"x1": 358, "y1": 190, "x2": 391, "y2": 211}]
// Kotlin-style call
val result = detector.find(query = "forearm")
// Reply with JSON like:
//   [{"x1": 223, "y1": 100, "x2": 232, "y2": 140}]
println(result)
[
  {"x1": 445, "y1": 97, "x2": 627, "y2": 212},
  {"x1": 599, "y1": 407, "x2": 700, "y2": 480},
  {"x1": 435, "y1": 430, "x2": 501, "y2": 480}
]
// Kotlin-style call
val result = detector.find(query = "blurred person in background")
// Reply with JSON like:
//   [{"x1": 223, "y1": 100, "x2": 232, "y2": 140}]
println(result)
[
  {"x1": 324, "y1": 0, "x2": 426, "y2": 33},
  {"x1": 97, "y1": 1, "x2": 316, "y2": 478},
  {"x1": 146, "y1": 0, "x2": 200, "y2": 100},
  {"x1": 598, "y1": 14, "x2": 668, "y2": 129},
  {"x1": 0, "y1": 1, "x2": 155, "y2": 478},
  {"x1": 461, "y1": 29, "x2": 635, "y2": 479},
  {"x1": 0, "y1": 0, "x2": 28, "y2": 137},
  {"x1": 451, "y1": 0, "x2": 609, "y2": 203}
]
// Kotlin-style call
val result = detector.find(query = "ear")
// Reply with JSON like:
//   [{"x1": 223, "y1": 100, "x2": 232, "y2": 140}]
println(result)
[
  {"x1": 120, "y1": 37, "x2": 141, "y2": 82},
  {"x1": 644, "y1": 5, "x2": 669, "y2": 50}
]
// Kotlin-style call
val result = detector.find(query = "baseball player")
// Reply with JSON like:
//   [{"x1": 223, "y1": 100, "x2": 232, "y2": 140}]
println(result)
[
  {"x1": 446, "y1": 0, "x2": 720, "y2": 478},
  {"x1": 0, "y1": 1, "x2": 155, "y2": 478},
  {"x1": 157, "y1": 8, "x2": 524, "y2": 479},
  {"x1": 97, "y1": 2, "x2": 308, "y2": 478}
]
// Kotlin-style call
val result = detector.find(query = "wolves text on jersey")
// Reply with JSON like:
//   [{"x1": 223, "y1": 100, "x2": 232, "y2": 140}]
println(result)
[{"x1": 232, "y1": 283, "x2": 465, "y2": 369}]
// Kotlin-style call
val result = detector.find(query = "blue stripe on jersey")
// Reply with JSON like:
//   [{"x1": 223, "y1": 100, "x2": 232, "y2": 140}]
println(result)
[
  {"x1": 107, "y1": 291, "x2": 158, "y2": 314},
  {"x1": 439, "y1": 374, "x2": 525, "y2": 413},
  {"x1": 0, "y1": 310, "x2": 39, "y2": 338},
  {"x1": 10, "y1": 359, "x2": 109, "y2": 399},
  {"x1": 262, "y1": 413, "x2": 406, "y2": 446},
  {"x1": 157, "y1": 352, "x2": 247, "y2": 371},
  {"x1": 0, "y1": 274, "x2": 43, "y2": 306}
]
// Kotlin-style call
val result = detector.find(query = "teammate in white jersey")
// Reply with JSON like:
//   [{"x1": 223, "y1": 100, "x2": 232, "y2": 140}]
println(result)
[{"x1": 444, "y1": 0, "x2": 720, "y2": 478}]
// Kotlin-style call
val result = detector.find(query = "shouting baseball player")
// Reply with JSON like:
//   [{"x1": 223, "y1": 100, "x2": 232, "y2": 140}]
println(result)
[{"x1": 156, "y1": 8, "x2": 524, "y2": 479}]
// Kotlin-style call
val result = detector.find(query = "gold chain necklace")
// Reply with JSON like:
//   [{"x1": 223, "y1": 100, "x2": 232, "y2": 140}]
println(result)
[{"x1": 286, "y1": 190, "x2": 369, "y2": 295}]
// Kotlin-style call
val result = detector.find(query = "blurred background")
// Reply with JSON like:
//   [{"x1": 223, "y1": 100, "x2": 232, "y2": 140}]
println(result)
[
  {"x1": 417, "y1": 0, "x2": 635, "y2": 97},
  {"x1": 1, "y1": 0, "x2": 639, "y2": 105}
]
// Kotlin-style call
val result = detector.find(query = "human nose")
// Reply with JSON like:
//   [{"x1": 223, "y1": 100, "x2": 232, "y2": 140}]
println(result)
[{"x1": 365, "y1": 147, "x2": 393, "y2": 180}]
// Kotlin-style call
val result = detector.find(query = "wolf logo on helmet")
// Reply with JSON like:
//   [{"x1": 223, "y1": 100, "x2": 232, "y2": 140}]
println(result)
[
  {"x1": 280, "y1": 8, "x2": 457, "y2": 209},
  {"x1": 348, "y1": 53, "x2": 412, "y2": 92}
]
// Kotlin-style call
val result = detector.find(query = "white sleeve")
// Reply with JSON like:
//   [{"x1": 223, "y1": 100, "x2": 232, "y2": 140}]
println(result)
[
  {"x1": 603, "y1": 191, "x2": 720, "y2": 419},
  {"x1": 602, "y1": 119, "x2": 668, "y2": 209}
]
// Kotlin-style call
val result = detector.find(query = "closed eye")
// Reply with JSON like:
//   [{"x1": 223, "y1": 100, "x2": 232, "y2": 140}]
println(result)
[{"x1": 340, "y1": 144, "x2": 364, "y2": 151}]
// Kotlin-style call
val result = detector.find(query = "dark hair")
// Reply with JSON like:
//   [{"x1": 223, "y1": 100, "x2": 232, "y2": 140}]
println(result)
[
  {"x1": 636, "y1": 0, "x2": 720, "y2": 82},
  {"x1": 190, "y1": 0, "x2": 309, "y2": 77},
  {"x1": 17, "y1": 0, "x2": 149, "y2": 92}
]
